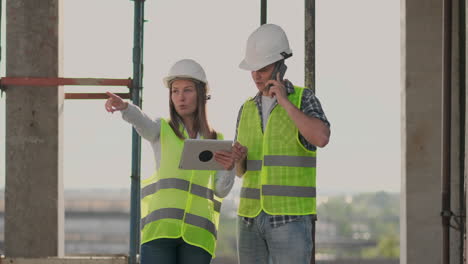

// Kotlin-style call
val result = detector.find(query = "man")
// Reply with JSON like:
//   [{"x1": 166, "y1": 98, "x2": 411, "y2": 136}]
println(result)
[{"x1": 231, "y1": 24, "x2": 331, "y2": 264}]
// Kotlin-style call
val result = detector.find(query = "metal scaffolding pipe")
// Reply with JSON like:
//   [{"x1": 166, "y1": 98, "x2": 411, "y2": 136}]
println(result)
[
  {"x1": 261, "y1": 0, "x2": 267, "y2": 25},
  {"x1": 458, "y1": 0, "x2": 466, "y2": 262},
  {"x1": 305, "y1": 1, "x2": 316, "y2": 263},
  {"x1": 457, "y1": 0, "x2": 466, "y2": 261},
  {"x1": 441, "y1": 0, "x2": 453, "y2": 262},
  {"x1": 1, "y1": 77, "x2": 132, "y2": 87},
  {"x1": 129, "y1": 0, "x2": 145, "y2": 264},
  {"x1": 65, "y1": 93, "x2": 130, "y2": 100},
  {"x1": 305, "y1": 0, "x2": 315, "y2": 93}
]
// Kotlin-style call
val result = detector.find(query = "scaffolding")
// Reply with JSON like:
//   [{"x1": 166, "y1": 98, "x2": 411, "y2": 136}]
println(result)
[
  {"x1": 0, "y1": 1, "x2": 144, "y2": 263},
  {"x1": 0, "y1": 1, "x2": 316, "y2": 264}
]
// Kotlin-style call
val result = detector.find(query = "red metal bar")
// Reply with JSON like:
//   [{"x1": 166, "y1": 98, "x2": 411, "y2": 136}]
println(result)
[
  {"x1": 1, "y1": 77, "x2": 132, "y2": 88},
  {"x1": 65, "y1": 93, "x2": 130, "y2": 100}
]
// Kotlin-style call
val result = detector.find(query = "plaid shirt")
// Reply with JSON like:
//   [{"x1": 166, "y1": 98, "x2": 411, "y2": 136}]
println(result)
[{"x1": 234, "y1": 80, "x2": 329, "y2": 227}]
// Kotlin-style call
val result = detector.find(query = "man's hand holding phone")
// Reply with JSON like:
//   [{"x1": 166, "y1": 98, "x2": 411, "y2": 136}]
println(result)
[{"x1": 265, "y1": 72, "x2": 289, "y2": 107}]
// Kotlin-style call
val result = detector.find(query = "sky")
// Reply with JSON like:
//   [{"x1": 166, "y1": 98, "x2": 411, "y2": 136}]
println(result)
[{"x1": 0, "y1": 0, "x2": 400, "y2": 194}]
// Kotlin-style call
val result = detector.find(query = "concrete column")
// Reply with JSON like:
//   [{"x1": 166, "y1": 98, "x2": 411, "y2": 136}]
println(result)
[
  {"x1": 5, "y1": 0, "x2": 64, "y2": 257},
  {"x1": 401, "y1": 0, "x2": 461, "y2": 263}
]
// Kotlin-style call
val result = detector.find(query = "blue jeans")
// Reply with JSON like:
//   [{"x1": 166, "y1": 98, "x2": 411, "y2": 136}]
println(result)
[
  {"x1": 141, "y1": 238, "x2": 212, "y2": 264},
  {"x1": 237, "y1": 211, "x2": 313, "y2": 264}
]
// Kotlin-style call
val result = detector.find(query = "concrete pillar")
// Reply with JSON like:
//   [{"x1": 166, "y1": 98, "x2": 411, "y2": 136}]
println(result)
[
  {"x1": 5, "y1": 0, "x2": 64, "y2": 257},
  {"x1": 401, "y1": 0, "x2": 461, "y2": 263}
]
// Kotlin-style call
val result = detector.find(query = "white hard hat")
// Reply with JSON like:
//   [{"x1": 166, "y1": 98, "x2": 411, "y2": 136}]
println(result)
[
  {"x1": 239, "y1": 24, "x2": 293, "y2": 71},
  {"x1": 163, "y1": 59, "x2": 208, "y2": 89}
]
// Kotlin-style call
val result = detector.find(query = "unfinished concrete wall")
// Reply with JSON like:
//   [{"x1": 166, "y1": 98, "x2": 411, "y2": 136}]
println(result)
[
  {"x1": 401, "y1": 0, "x2": 462, "y2": 263},
  {"x1": 5, "y1": 0, "x2": 64, "y2": 257}
]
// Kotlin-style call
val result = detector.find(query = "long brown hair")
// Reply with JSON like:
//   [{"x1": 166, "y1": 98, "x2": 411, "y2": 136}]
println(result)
[{"x1": 168, "y1": 78, "x2": 217, "y2": 140}]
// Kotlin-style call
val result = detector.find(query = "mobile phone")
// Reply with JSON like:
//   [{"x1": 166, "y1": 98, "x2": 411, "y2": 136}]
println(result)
[
  {"x1": 266, "y1": 61, "x2": 287, "y2": 92},
  {"x1": 272, "y1": 62, "x2": 287, "y2": 82}
]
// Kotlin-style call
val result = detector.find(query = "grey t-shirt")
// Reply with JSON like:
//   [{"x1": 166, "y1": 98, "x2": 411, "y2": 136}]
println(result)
[{"x1": 261, "y1": 96, "x2": 277, "y2": 129}]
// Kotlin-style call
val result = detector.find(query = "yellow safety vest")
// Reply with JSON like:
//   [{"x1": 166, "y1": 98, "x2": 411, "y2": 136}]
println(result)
[
  {"x1": 140, "y1": 119, "x2": 223, "y2": 257},
  {"x1": 237, "y1": 86, "x2": 317, "y2": 217}
]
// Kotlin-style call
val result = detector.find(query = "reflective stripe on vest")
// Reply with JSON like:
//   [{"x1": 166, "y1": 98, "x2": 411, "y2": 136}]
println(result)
[
  {"x1": 214, "y1": 199, "x2": 222, "y2": 213},
  {"x1": 264, "y1": 155, "x2": 316, "y2": 168},
  {"x1": 141, "y1": 178, "x2": 220, "y2": 212},
  {"x1": 240, "y1": 187, "x2": 261, "y2": 199},
  {"x1": 246, "y1": 160, "x2": 262, "y2": 171},
  {"x1": 141, "y1": 208, "x2": 217, "y2": 238},
  {"x1": 241, "y1": 186, "x2": 316, "y2": 199}
]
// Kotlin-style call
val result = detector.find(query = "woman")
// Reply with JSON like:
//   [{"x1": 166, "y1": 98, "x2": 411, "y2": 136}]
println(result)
[{"x1": 105, "y1": 59, "x2": 235, "y2": 264}]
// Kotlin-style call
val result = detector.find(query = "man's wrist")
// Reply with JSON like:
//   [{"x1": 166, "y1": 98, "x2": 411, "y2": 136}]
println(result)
[{"x1": 279, "y1": 97, "x2": 293, "y2": 109}]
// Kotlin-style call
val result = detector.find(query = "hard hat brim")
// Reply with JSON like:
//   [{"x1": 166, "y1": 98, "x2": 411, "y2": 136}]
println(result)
[
  {"x1": 239, "y1": 59, "x2": 262, "y2": 71},
  {"x1": 163, "y1": 75, "x2": 207, "y2": 88},
  {"x1": 163, "y1": 75, "x2": 210, "y2": 93},
  {"x1": 239, "y1": 53, "x2": 289, "y2": 71}
]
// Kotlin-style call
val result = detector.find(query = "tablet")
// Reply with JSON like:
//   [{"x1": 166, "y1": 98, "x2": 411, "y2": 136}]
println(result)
[{"x1": 179, "y1": 139, "x2": 233, "y2": 170}]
